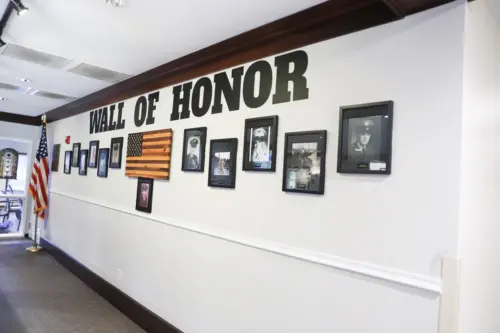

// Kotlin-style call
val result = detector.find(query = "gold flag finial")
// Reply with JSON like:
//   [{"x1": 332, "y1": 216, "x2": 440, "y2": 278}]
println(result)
[{"x1": 41, "y1": 114, "x2": 47, "y2": 124}]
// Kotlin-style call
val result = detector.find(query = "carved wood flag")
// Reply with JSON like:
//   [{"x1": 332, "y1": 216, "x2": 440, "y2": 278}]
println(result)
[{"x1": 125, "y1": 129, "x2": 173, "y2": 180}]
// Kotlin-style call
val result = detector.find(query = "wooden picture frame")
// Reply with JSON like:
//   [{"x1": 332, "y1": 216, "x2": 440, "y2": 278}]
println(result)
[
  {"x1": 88, "y1": 140, "x2": 99, "y2": 168},
  {"x1": 64, "y1": 151, "x2": 72, "y2": 174},
  {"x1": 79, "y1": 150, "x2": 88, "y2": 176},
  {"x1": 71, "y1": 143, "x2": 80, "y2": 167},
  {"x1": 135, "y1": 177, "x2": 154, "y2": 213},
  {"x1": 97, "y1": 148, "x2": 109, "y2": 178},
  {"x1": 242, "y1": 115, "x2": 278, "y2": 172},
  {"x1": 208, "y1": 138, "x2": 238, "y2": 189},
  {"x1": 282, "y1": 130, "x2": 327, "y2": 195},
  {"x1": 337, "y1": 101, "x2": 393, "y2": 175},
  {"x1": 51, "y1": 144, "x2": 61, "y2": 172},
  {"x1": 109, "y1": 137, "x2": 123, "y2": 169},
  {"x1": 181, "y1": 127, "x2": 207, "y2": 172}
]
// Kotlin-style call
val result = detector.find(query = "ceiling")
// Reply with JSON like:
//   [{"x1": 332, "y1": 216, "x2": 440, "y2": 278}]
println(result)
[{"x1": 0, "y1": 0, "x2": 326, "y2": 116}]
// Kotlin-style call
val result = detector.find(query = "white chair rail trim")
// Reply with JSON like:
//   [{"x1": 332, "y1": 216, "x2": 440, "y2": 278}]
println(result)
[{"x1": 50, "y1": 190, "x2": 442, "y2": 294}]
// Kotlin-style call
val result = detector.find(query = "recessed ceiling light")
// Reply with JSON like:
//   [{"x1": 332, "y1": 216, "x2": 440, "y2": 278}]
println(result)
[{"x1": 18, "y1": 77, "x2": 31, "y2": 83}]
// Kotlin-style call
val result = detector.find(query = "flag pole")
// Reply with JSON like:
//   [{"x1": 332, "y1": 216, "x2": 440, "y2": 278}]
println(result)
[{"x1": 26, "y1": 114, "x2": 47, "y2": 254}]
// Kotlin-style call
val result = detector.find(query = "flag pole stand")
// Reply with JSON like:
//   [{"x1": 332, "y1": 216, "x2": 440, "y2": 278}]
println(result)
[{"x1": 26, "y1": 214, "x2": 42, "y2": 253}]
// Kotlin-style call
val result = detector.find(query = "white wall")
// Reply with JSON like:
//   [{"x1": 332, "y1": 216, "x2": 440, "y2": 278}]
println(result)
[
  {"x1": 45, "y1": 3, "x2": 465, "y2": 333},
  {"x1": 458, "y1": 1, "x2": 500, "y2": 332}
]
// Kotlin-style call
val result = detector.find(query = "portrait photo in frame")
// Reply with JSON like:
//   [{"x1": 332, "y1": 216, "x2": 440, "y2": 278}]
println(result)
[
  {"x1": 181, "y1": 127, "x2": 207, "y2": 172},
  {"x1": 242, "y1": 115, "x2": 278, "y2": 172},
  {"x1": 72, "y1": 143, "x2": 80, "y2": 167},
  {"x1": 97, "y1": 148, "x2": 109, "y2": 178},
  {"x1": 208, "y1": 138, "x2": 238, "y2": 189},
  {"x1": 79, "y1": 150, "x2": 88, "y2": 176},
  {"x1": 282, "y1": 130, "x2": 327, "y2": 195},
  {"x1": 64, "y1": 151, "x2": 72, "y2": 174},
  {"x1": 88, "y1": 140, "x2": 99, "y2": 168},
  {"x1": 337, "y1": 101, "x2": 393, "y2": 175},
  {"x1": 109, "y1": 137, "x2": 123, "y2": 169},
  {"x1": 135, "y1": 177, "x2": 154, "y2": 213}
]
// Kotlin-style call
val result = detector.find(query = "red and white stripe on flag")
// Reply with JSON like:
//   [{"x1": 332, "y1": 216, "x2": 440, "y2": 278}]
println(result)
[{"x1": 29, "y1": 123, "x2": 50, "y2": 219}]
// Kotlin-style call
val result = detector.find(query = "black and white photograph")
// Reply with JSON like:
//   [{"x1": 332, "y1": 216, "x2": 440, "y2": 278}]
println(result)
[
  {"x1": 72, "y1": 143, "x2": 80, "y2": 167},
  {"x1": 88, "y1": 140, "x2": 99, "y2": 168},
  {"x1": 64, "y1": 151, "x2": 72, "y2": 174},
  {"x1": 51, "y1": 144, "x2": 61, "y2": 172},
  {"x1": 181, "y1": 127, "x2": 207, "y2": 172},
  {"x1": 135, "y1": 177, "x2": 154, "y2": 213},
  {"x1": 208, "y1": 138, "x2": 238, "y2": 188},
  {"x1": 282, "y1": 131, "x2": 327, "y2": 195},
  {"x1": 79, "y1": 150, "x2": 88, "y2": 176},
  {"x1": 97, "y1": 148, "x2": 109, "y2": 178},
  {"x1": 109, "y1": 137, "x2": 123, "y2": 169},
  {"x1": 243, "y1": 116, "x2": 278, "y2": 171},
  {"x1": 337, "y1": 101, "x2": 393, "y2": 174}
]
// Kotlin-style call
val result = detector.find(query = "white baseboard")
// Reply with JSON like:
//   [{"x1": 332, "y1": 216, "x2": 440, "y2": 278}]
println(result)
[{"x1": 50, "y1": 190, "x2": 443, "y2": 294}]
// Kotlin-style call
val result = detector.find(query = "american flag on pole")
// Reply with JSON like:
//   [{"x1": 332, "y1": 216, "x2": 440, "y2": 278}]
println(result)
[{"x1": 29, "y1": 122, "x2": 49, "y2": 219}]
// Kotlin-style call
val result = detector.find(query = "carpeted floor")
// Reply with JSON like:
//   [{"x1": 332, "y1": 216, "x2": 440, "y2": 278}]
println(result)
[{"x1": 0, "y1": 240, "x2": 145, "y2": 333}]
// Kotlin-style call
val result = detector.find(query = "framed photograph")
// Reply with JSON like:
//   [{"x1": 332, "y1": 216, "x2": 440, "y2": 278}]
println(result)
[
  {"x1": 135, "y1": 177, "x2": 154, "y2": 213},
  {"x1": 282, "y1": 130, "x2": 327, "y2": 195},
  {"x1": 208, "y1": 138, "x2": 238, "y2": 188},
  {"x1": 78, "y1": 150, "x2": 88, "y2": 175},
  {"x1": 97, "y1": 148, "x2": 109, "y2": 178},
  {"x1": 242, "y1": 115, "x2": 278, "y2": 172},
  {"x1": 88, "y1": 140, "x2": 99, "y2": 168},
  {"x1": 110, "y1": 137, "x2": 123, "y2": 169},
  {"x1": 181, "y1": 127, "x2": 207, "y2": 172},
  {"x1": 64, "y1": 151, "x2": 72, "y2": 174},
  {"x1": 72, "y1": 143, "x2": 80, "y2": 167},
  {"x1": 337, "y1": 101, "x2": 393, "y2": 174},
  {"x1": 51, "y1": 144, "x2": 61, "y2": 172}
]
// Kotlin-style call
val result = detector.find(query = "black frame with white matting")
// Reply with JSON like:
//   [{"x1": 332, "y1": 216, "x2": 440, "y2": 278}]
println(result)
[
  {"x1": 88, "y1": 140, "x2": 99, "y2": 168},
  {"x1": 97, "y1": 148, "x2": 109, "y2": 178},
  {"x1": 208, "y1": 138, "x2": 238, "y2": 188},
  {"x1": 242, "y1": 115, "x2": 278, "y2": 172},
  {"x1": 64, "y1": 151, "x2": 72, "y2": 174},
  {"x1": 282, "y1": 130, "x2": 327, "y2": 195},
  {"x1": 109, "y1": 137, "x2": 124, "y2": 169},
  {"x1": 135, "y1": 177, "x2": 154, "y2": 213},
  {"x1": 181, "y1": 127, "x2": 207, "y2": 172},
  {"x1": 337, "y1": 101, "x2": 393, "y2": 175},
  {"x1": 79, "y1": 150, "x2": 88, "y2": 176},
  {"x1": 71, "y1": 143, "x2": 80, "y2": 167}
]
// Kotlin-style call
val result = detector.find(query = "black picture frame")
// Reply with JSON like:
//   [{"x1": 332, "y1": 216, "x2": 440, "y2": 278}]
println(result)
[
  {"x1": 208, "y1": 138, "x2": 238, "y2": 189},
  {"x1": 109, "y1": 137, "x2": 123, "y2": 169},
  {"x1": 79, "y1": 150, "x2": 88, "y2": 176},
  {"x1": 97, "y1": 148, "x2": 109, "y2": 178},
  {"x1": 135, "y1": 177, "x2": 154, "y2": 213},
  {"x1": 88, "y1": 140, "x2": 99, "y2": 168},
  {"x1": 242, "y1": 115, "x2": 278, "y2": 172},
  {"x1": 64, "y1": 151, "x2": 72, "y2": 174},
  {"x1": 337, "y1": 101, "x2": 394, "y2": 175},
  {"x1": 282, "y1": 130, "x2": 327, "y2": 195},
  {"x1": 181, "y1": 127, "x2": 207, "y2": 172},
  {"x1": 71, "y1": 143, "x2": 80, "y2": 167}
]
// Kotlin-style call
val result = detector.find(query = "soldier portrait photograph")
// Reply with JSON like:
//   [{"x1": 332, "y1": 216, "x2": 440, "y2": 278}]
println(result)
[
  {"x1": 347, "y1": 117, "x2": 382, "y2": 163},
  {"x1": 182, "y1": 127, "x2": 207, "y2": 172}
]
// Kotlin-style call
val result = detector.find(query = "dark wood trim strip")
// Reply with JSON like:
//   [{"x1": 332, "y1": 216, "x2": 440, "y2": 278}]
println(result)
[
  {"x1": 40, "y1": 237, "x2": 182, "y2": 333},
  {"x1": 44, "y1": 0, "x2": 455, "y2": 122},
  {"x1": 0, "y1": 112, "x2": 41, "y2": 126}
]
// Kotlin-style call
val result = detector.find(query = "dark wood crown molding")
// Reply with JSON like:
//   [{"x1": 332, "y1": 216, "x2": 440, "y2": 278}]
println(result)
[
  {"x1": 0, "y1": 111, "x2": 41, "y2": 126},
  {"x1": 44, "y1": 0, "x2": 455, "y2": 122}
]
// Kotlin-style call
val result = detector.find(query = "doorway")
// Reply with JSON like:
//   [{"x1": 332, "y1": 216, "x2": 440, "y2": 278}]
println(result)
[{"x1": 0, "y1": 138, "x2": 32, "y2": 238}]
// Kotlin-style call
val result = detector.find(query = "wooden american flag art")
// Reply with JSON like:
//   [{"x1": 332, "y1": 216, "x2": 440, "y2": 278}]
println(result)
[{"x1": 125, "y1": 129, "x2": 173, "y2": 180}]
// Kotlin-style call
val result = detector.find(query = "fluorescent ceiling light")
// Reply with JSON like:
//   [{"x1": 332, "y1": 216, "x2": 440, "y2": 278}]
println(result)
[{"x1": 10, "y1": 0, "x2": 29, "y2": 16}]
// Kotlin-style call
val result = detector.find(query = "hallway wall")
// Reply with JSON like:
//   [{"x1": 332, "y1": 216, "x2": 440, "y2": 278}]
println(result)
[
  {"x1": 458, "y1": 1, "x2": 500, "y2": 332},
  {"x1": 45, "y1": 3, "x2": 465, "y2": 333}
]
